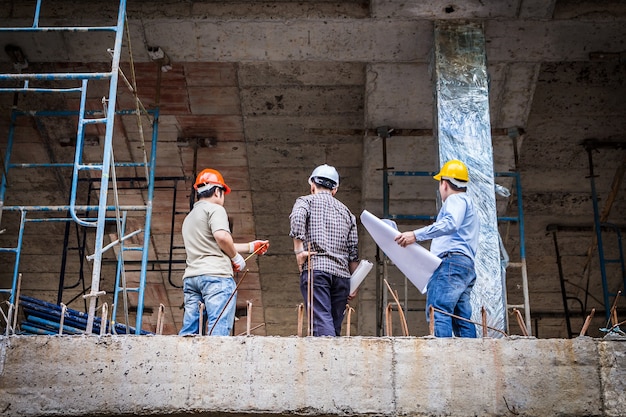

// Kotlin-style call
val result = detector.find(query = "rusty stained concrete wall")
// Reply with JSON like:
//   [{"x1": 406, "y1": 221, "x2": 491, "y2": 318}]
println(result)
[{"x1": 0, "y1": 335, "x2": 625, "y2": 417}]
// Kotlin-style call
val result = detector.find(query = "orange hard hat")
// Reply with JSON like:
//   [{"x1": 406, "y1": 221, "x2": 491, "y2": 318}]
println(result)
[{"x1": 194, "y1": 168, "x2": 231, "y2": 194}]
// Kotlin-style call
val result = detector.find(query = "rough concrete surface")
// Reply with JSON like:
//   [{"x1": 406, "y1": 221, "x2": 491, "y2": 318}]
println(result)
[{"x1": 0, "y1": 335, "x2": 625, "y2": 416}]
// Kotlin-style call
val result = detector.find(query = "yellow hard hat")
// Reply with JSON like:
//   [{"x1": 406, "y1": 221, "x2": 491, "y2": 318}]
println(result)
[{"x1": 433, "y1": 159, "x2": 469, "y2": 183}]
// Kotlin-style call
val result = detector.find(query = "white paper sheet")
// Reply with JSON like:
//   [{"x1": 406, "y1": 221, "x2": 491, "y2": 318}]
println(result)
[
  {"x1": 360, "y1": 210, "x2": 441, "y2": 294},
  {"x1": 349, "y1": 259, "x2": 373, "y2": 294}
]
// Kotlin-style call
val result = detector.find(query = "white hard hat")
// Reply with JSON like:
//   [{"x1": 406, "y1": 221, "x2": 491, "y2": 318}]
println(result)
[{"x1": 308, "y1": 164, "x2": 339, "y2": 189}]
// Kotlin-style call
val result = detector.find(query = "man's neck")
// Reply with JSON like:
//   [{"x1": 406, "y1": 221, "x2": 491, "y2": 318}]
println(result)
[{"x1": 199, "y1": 196, "x2": 223, "y2": 206}]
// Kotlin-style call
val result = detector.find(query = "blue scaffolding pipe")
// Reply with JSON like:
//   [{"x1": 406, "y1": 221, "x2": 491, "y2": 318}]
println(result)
[
  {"x1": 386, "y1": 214, "x2": 436, "y2": 221},
  {"x1": 69, "y1": 79, "x2": 98, "y2": 228},
  {"x1": 10, "y1": 109, "x2": 142, "y2": 117},
  {"x1": 0, "y1": 87, "x2": 84, "y2": 94},
  {"x1": 18, "y1": 295, "x2": 153, "y2": 335},
  {"x1": 389, "y1": 171, "x2": 437, "y2": 177},
  {"x1": 494, "y1": 171, "x2": 527, "y2": 260},
  {"x1": 383, "y1": 170, "x2": 524, "y2": 228},
  {"x1": 2, "y1": 205, "x2": 149, "y2": 212},
  {"x1": 0, "y1": 27, "x2": 117, "y2": 33},
  {"x1": 8, "y1": 162, "x2": 151, "y2": 169},
  {"x1": 586, "y1": 147, "x2": 621, "y2": 322},
  {"x1": 0, "y1": 0, "x2": 161, "y2": 335},
  {"x1": 80, "y1": 0, "x2": 127, "y2": 333},
  {"x1": 112, "y1": 212, "x2": 130, "y2": 328},
  {"x1": 0, "y1": 211, "x2": 25, "y2": 313},
  {"x1": 0, "y1": 111, "x2": 17, "y2": 205},
  {"x1": 0, "y1": 0, "x2": 117, "y2": 33},
  {"x1": 0, "y1": 73, "x2": 113, "y2": 81},
  {"x1": 134, "y1": 110, "x2": 159, "y2": 333}
]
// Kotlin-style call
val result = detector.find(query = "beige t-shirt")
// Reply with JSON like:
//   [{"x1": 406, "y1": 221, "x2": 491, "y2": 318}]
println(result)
[{"x1": 182, "y1": 200, "x2": 233, "y2": 279}]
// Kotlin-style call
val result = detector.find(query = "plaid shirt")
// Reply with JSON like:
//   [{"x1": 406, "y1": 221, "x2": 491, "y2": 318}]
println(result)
[{"x1": 289, "y1": 192, "x2": 359, "y2": 278}]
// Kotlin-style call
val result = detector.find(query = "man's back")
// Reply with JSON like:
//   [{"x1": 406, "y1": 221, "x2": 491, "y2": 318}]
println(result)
[
  {"x1": 182, "y1": 200, "x2": 232, "y2": 278},
  {"x1": 289, "y1": 192, "x2": 358, "y2": 279}
]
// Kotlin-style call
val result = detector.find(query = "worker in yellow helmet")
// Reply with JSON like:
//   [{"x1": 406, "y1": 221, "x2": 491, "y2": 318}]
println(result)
[
  {"x1": 395, "y1": 160, "x2": 479, "y2": 338},
  {"x1": 179, "y1": 168, "x2": 269, "y2": 336}
]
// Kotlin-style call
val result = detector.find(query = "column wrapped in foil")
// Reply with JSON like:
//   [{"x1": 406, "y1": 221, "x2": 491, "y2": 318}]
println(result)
[{"x1": 433, "y1": 21, "x2": 505, "y2": 336}]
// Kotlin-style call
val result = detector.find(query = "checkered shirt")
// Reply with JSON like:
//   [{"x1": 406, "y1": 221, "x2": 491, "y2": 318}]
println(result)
[{"x1": 289, "y1": 192, "x2": 358, "y2": 278}]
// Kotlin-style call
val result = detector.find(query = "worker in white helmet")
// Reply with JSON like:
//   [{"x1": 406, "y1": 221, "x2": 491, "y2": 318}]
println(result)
[
  {"x1": 289, "y1": 164, "x2": 359, "y2": 336},
  {"x1": 179, "y1": 168, "x2": 269, "y2": 336},
  {"x1": 395, "y1": 160, "x2": 480, "y2": 338}
]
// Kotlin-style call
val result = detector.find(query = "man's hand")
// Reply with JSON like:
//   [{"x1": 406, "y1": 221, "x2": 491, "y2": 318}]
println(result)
[
  {"x1": 231, "y1": 253, "x2": 246, "y2": 272},
  {"x1": 295, "y1": 250, "x2": 317, "y2": 272},
  {"x1": 394, "y1": 231, "x2": 417, "y2": 248},
  {"x1": 249, "y1": 240, "x2": 270, "y2": 255}
]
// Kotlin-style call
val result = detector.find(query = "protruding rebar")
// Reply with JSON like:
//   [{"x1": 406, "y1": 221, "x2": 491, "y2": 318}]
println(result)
[
  {"x1": 344, "y1": 304, "x2": 355, "y2": 336},
  {"x1": 100, "y1": 303, "x2": 108, "y2": 336},
  {"x1": 59, "y1": 303, "x2": 67, "y2": 335},
  {"x1": 513, "y1": 308, "x2": 529, "y2": 336},
  {"x1": 246, "y1": 300, "x2": 252, "y2": 336},
  {"x1": 580, "y1": 308, "x2": 595, "y2": 337},
  {"x1": 198, "y1": 302, "x2": 205, "y2": 335},
  {"x1": 383, "y1": 279, "x2": 408, "y2": 336},
  {"x1": 297, "y1": 303, "x2": 304, "y2": 337},
  {"x1": 156, "y1": 303, "x2": 165, "y2": 335}
]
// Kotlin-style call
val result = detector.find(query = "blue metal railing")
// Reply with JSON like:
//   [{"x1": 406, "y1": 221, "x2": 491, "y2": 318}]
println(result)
[{"x1": 0, "y1": 0, "x2": 157, "y2": 335}]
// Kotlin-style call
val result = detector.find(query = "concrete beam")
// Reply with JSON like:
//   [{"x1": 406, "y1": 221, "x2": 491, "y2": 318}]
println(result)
[
  {"x1": 3, "y1": 15, "x2": 626, "y2": 64},
  {"x1": 0, "y1": 335, "x2": 625, "y2": 416}
]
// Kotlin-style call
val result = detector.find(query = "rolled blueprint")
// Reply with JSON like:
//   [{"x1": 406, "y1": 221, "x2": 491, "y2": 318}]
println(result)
[
  {"x1": 360, "y1": 210, "x2": 441, "y2": 293},
  {"x1": 349, "y1": 259, "x2": 374, "y2": 294}
]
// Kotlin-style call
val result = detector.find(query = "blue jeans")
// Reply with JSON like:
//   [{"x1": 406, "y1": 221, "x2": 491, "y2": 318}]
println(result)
[
  {"x1": 179, "y1": 275, "x2": 237, "y2": 336},
  {"x1": 426, "y1": 252, "x2": 477, "y2": 338},
  {"x1": 300, "y1": 270, "x2": 350, "y2": 336}
]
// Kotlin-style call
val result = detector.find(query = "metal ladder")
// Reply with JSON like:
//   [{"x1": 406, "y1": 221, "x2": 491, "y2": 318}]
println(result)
[
  {"x1": 497, "y1": 169, "x2": 532, "y2": 335},
  {"x1": 0, "y1": 0, "x2": 156, "y2": 335}
]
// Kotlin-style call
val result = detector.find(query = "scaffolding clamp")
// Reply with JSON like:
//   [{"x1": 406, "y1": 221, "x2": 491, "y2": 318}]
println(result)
[{"x1": 82, "y1": 290, "x2": 106, "y2": 300}]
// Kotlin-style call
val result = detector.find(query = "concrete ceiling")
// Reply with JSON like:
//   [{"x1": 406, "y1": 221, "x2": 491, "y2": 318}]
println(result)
[{"x1": 0, "y1": 0, "x2": 625, "y2": 338}]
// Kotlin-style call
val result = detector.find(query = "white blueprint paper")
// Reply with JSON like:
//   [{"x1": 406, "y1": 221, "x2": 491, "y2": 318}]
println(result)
[
  {"x1": 349, "y1": 259, "x2": 373, "y2": 294},
  {"x1": 360, "y1": 210, "x2": 441, "y2": 294}
]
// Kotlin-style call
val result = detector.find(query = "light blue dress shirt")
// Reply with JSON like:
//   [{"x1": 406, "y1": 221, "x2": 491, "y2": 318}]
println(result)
[{"x1": 413, "y1": 193, "x2": 479, "y2": 260}]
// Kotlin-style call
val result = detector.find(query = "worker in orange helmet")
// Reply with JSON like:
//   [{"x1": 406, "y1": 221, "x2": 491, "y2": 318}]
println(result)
[
  {"x1": 179, "y1": 168, "x2": 269, "y2": 336},
  {"x1": 395, "y1": 160, "x2": 479, "y2": 338}
]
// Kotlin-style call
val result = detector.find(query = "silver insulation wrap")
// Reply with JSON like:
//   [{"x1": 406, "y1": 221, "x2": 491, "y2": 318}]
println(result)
[{"x1": 433, "y1": 21, "x2": 506, "y2": 336}]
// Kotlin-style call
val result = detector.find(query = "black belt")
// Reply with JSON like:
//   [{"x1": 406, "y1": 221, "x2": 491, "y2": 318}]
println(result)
[{"x1": 440, "y1": 251, "x2": 468, "y2": 259}]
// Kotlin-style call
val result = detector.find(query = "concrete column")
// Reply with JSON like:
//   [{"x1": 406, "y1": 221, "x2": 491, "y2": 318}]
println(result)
[{"x1": 433, "y1": 21, "x2": 505, "y2": 336}]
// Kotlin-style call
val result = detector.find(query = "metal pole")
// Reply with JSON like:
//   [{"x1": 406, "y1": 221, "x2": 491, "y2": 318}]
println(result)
[
  {"x1": 586, "y1": 147, "x2": 611, "y2": 322},
  {"x1": 85, "y1": 0, "x2": 128, "y2": 334}
]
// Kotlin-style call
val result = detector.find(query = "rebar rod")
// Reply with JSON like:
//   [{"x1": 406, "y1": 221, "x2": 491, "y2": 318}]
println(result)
[
  {"x1": 209, "y1": 270, "x2": 249, "y2": 335},
  {"x1": 383, "y1": 279, "x2": 408, "y2": 336}
]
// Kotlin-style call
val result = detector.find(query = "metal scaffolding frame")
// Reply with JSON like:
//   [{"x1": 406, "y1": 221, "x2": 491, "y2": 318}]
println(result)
[
  {"x1": 376, "y1": 133, "x2": 531, "y2": 336},
  {"x1": 0, "y1": 0, "x2": 158, "y2": 335},
  {"x1": 532, "y1": 138, "x2": 626, "y2": 340},
  {"x1": 583, "y1": 139, "x2": 625, "y2": 324}
]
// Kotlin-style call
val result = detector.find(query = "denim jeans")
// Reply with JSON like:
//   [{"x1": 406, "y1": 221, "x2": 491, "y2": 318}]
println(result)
[
  {"x1": 179, "y1": 275, "x2": 237, "y2": 336},
  {"x1": 426, "y1": 252, "x2": 477, "y2": 338},
  {"x1": 300, "y1": 270, "x2": 350, "y2": 336}
]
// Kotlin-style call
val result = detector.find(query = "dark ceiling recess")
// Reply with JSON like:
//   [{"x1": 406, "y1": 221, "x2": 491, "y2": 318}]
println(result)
[{"x1": 444, "y1": 5, "x2": 455, "y2": 13}]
